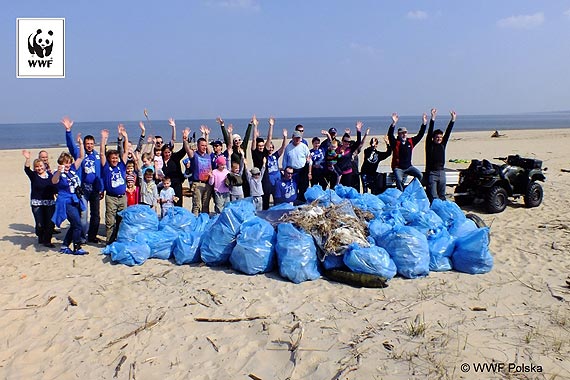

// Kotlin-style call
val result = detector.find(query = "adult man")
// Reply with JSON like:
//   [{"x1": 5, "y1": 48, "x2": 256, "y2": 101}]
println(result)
[
  {"x1": 320, "y1": 127, "x2": 338, "y2": 154},
  {"x1": 425, "y1": 108, "x2": 456, "y2": 202},
  {"x1": 38, "y1": 150, "x2": 52, "y2": 173},
  {"x1": 100, "y1": 126, "x2": 129, "y2": 244},
  {"x1": 282, "y1": 130, "x2": 311, "y2": 202},
  {"x1": 274, "y1": 167, "x2": 298, "y2": 205},
  {"x1": 360, "y1": 136, "x2": 392, "y2": 194},
  {"x1": 387, "y1": 112, "x2": 426, "y2": 191},
  {"x1": 186, "y1": 134, "x2": 213, "y2": 215},
  {"x1": 64, "y1": 116, "x2": 103, "y2": 244}
]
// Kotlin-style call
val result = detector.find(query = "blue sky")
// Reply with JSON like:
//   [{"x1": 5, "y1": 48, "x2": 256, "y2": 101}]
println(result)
[{"x1": 2, "y1": 1, "x2": 570, "y2": 123}]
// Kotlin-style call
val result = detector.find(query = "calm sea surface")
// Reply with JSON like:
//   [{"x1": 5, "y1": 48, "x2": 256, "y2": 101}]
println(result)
[{"x1": 2, "y1": 112, "x2": 570, "y2": 150}]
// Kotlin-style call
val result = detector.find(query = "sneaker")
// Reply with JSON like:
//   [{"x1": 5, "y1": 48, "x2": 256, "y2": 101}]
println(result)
[
  {"x1": 53, "y1": 228, "x2": 62, "y2": 234},
  {"x1": 73, "y1": 248, "x2": 89, "y2": 255},
  {"x1": 59, "y1": 246, "x2": 73, "y2": 254}
]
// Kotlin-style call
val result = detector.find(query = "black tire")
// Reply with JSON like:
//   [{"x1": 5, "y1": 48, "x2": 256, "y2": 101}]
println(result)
[
  {"x1": 524, "y1": 181, "x2": 543, "y2": 208},
  {"x1": 465, "y1": 213, "x2": 486, "y2": 228},
  {"x1": 454, "y1": 195, "x2": 473, "y2": 206},
  {"x1": 486, "y1": 186, "x2": 508, "y2": 213}
]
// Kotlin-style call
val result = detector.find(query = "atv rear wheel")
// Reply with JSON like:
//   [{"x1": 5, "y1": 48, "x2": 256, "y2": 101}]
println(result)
[
  {"x1": 465, "y1": 213, "x2": 487, "y2": 228},
  {"x1": 486, "y1": 186, "x2": 508, "y2": 213},
  {"x1": 524, "y1": 181, "x2": 543, "y2": 208}
]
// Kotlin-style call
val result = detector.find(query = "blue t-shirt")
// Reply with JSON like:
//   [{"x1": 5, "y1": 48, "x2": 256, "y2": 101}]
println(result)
[
  {"x1": 192, "y1": 152, "x2": 212, "y2": 182},
  {"x1": 274, "y1": 178, "x2": 297, "y2": 204},
  {"x1": 310, "y1": 148, "x2": 325, "y2": 171},
  {"x1": 102, "y1": 161, "x2": 127, "y2": 196}
]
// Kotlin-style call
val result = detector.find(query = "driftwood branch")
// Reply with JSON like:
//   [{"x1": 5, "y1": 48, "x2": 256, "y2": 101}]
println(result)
[
  {"x1": 194, "y1": 316, "x2": 267, "y2": 323},
  {"x1": 103, "y1": 311, "x2": 166, "y2": 350}
]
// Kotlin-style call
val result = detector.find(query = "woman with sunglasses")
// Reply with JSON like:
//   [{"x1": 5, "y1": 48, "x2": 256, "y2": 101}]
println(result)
[{"x1": 332, "y1": 121, "x2": 363, "y2": 187}]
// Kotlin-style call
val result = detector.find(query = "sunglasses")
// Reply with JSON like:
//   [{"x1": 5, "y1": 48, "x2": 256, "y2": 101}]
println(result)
[
  {"x1": 342, "y1": 139, "x2": 351, "y2": 143},
  {"x1": 285, "y1": 171, "x2": 294, "y2": 175}
]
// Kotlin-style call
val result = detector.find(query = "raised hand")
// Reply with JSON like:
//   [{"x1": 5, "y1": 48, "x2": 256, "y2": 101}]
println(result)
[
  {"x1": 321, "y1": 129, "x2": 328, "y2": 135},
  {"x1": 355, "y1": 121, "x2": 363, "y2": 132},
  {"x1": 216, "y1": 116, "x2": 224, "y2": 125},
  {"x1": 431, "y1": 108, "x2": 437, "y2": 120},
  {"x1": 450, "y1": 110, "x2": 457, "y2": 122},
  {"x1": 283, "y1": 129, "x2": 288, "y2": 138},
  {"x1": 139, "y1": 121, "x2": 145, "y2": 133},
  {"x1": 391, "y1": 113, "x2": 399, "y2": 125},
  {"x1": 252, "y1": 114, "x2": 259, "y2": 128},
  {"x1": 22, "y1": 149, "x2": 31, "y2": 159},
  {"x1": 227, "y1": 123, "x2": 233, "y2": 135},
  {"x1": 269, "y1": 116, "x2": 275, "y2": 127},
  {"x1": 365, "y1": 128, "x2": 370, "y2": 135},
  {"x1": 101, "y1": 129, "x2": 109, "y2": 140},
  {"x1": 383, "y1": 135, "x2": 390, "y2": 145},
  {"x1": 168, "y1": 118, "x2": 176, "y2": 128},
  {"x1": 147, "y1": 136, "x2": 153, "y2": 143},
  {"x1": 61, "y1": 116, "x2": 74, "y2": 131},
  {"x1": 182, "y1": 128, "x2": 190, "y2": 140},
  {"x1": 76, "y1": 133, "x2": 82, "y2": 144},
  {"x1": 422, "y1": 113, "x2": 428, "y2": 125},
  {"x1": 118, "y1": 124, "x2": 126, "y2": 137},
  {"x1": 200, "y1": 125, "x2": 210, "y2": 135}
]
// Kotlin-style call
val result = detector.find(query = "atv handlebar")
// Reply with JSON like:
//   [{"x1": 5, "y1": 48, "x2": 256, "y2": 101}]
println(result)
[{"x1": 493, "y1": 157, "x2": 508, "y2": 162}]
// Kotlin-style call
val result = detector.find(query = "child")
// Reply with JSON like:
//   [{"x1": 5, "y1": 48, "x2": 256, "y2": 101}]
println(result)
[
  {"x1": 226, "y1": 160, "x2": 244, "y2": 201},
  {"x1": 244, "y1": 157, "x2": 266, "y2": 211},
  {"x1": 208, "y1": 155, "x2": 231, "y2": 213},
  {"x1": 139, "y1": 167, "x2": 158, "y2": 210},
  {"x1": 325, "y1": 139, "x2": 343, "y2": 186},
  {"x1": 125, "y1": 161, "x2": 137, "y2": 186},
  {"x1": 125, "y1": 177, "x2": 139, "y2": 206},
  {"x1": 159, "y1": 177, "x2": 178, "y2": 217}
]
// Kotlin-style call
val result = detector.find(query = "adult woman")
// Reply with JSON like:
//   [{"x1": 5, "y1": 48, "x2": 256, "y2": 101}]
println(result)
[
  {"x1": 335, "y1": 121, "x2": 362, "y2": 187},
  {"x1": 52, "y1": 138, "x2": 86, "y2": 255},
  {"x1": 23, "y1": 149, "x2": 57, "y2": 247},
  {"x1": 160, "y1": 118, "x2": 191, "y2": 206}
]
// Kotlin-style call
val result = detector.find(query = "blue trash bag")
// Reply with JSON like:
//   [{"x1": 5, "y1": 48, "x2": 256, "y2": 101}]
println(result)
[
  {"x1": 428, "y1": 228, "x2": 455, "y2": 271},
  {"x1": 452, "y1": 227, "x2": 493, "y2": 274},
  {"x1": 451, "y1": 218, "x2": 478, "y2": 238},
  {"x1": 407, "y1": 210, "x2": 445, "y2": 235},
  {"x1": 379, "y1": 225, "x2": 430, "y2": 279},
  {"x1": 116, "y1": 205, "x2": 159, "y2": 242},
  {"x1": 379, "y1": 188, "x2": 402, "y2": 206},
  {"x1": 159, "y1": 206, "x2": 196, "y2": 231},
  {"x1": 172, "y1": 230, "x2": 203, "y2": 265},
  {"x1": 135, "y1": 225, "x2": 178, "y2": 260},
  {"x1": 380, "y1": 206, "x2": 406, "y2": 227},
  {"x1": 276, "y1": 223, "x2": 320, "y2": 283},
  {"x1": 102, "y1": 241, "x2": 151, "y2": 266},
  {"x1": 322, "y1": 254, "x2": 346, "y2": 270},
  {"x1": 431, "y1": 199, "x2": 466, "y2": 233},
  {"x1": 399, "y1": 178, "x2": 431, "y2": 213},
  {"x1": 334, "y1": 184, "x2": 360, "y2": 199},
  {"x1": 194, "y1": 213, "x2": 211, "y2": 233},
  {"x1": 344, "y1": 243, "x2": 397, "y2": 279},
  {"x1": 324, "y1": 189, "x2": 343, "y2": 204},
  {"x1": 200, "y1": 199, "x2": 256, "y2": 266},
  {"x1": 230, "y1": 217, "x2": 276, "y2": 275},
  {"x1": 368, "y1": 219, "x2": 393, "y2": 245},
  {"x1": 305, "y1": 185, "x2": 326, "y2": 203},
  {"x1": 350, "y1": 193, "x2": 385, "y2": 219}
]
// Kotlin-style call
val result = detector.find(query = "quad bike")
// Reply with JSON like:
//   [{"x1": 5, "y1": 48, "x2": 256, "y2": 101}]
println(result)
[{"x1": 453, "y1": 155, "x2": 546, "y2": 213}]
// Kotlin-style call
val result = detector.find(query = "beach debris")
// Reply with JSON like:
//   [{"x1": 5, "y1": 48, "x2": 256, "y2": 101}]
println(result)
[
  {"x1": 206, "y1": 336, "x2": 219, "y2": 352},
  {"x1": 103, "y1": 311, "x2": 166, "y2": 350},
  {"x1": 4, "y1": 295, "x2": 56, "y2": 311},
  {"x1": 194, "y1": 315, "x2": 268, "y2": 323},
  {"x1": 382, "y1": 341, "x2": 394, "y2": 351},
  {"x1": 546, "y1": 283, "x2": 565, "y2": 302},
  {"x1": 561, "y1": 168, "x2": 570, "y2": 173},
  {"x1": 469, "y1": 306, "x2": 487, "y2": 311},
  {"x1": 491, "y1": 130, "x2": 506, "y2": 138},
  {"x1": 113, "y1": 355, "x2": 127, "y2": 378},
  {"x1": 68, "y1": 295, "x2": 78, "y2": 306},
  {"x1": 128, "y1": 362, "x2": 136, "y2": 380},
  {"x1": 321, "y1": 269, "x2": 388, "y2": 288},
  {"x1": 510, "y1": 272, "x2": 541, "y2": 293},
  {"x1": 201, "y1": 288, "x2": 223, "y2": 305},
  {"x1": 248, "y1": 374, "x2": 263, "y2": 380},
  {"x1": 280, "y1": 200, "x2": 369, "y2": 259}
]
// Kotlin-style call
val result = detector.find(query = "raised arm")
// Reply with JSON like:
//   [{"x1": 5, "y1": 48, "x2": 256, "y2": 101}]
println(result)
[
  {"x1": 62, "y1": 116, "x2": 79, "y2": 159},
  {"x1": 252, "y1": 116, "x2": 260, "y2": 153},
  {"x1": 387, "y1": 113, "x2": 398, "y2": 147},
  {"x1": 266, "y1": 116, "x2": 275, "y2": 143},
  {"x1": 200, "y1": 125, "x2": 212, "y2": 154},
  {"x1": 168, "y1": 118, "x2": 176, "y2": 147},
  {"x1": 411, "y1": 113, "x2": 427, "y2": 145},
  {"x1": 217, "y1": 116, "x2": 230, "y2": 147},
  {"x1": 442, "y1": 110, "x2": 456, "y2": 145},
  {"x1": 426, "y1": 108, "x2": 437, "y2": 142},
  {"x1": 135, "y1": 121, "x2": 146, "y2": 153},
  {"x1": 74, "y1": 133, "x2": 84, "y2": 169},
  {"x1": 118, "y1": 124, "x2": 129, "y2": 163},
  {"x1": 277, "y1": 128, "x2": 288, "y2": 157},
  {"x1": 100, "y1": 129, "x2": 109, "y2": 166},
  {"x1": 183, "y1": 128, "x2": 194, "y2": 158}
]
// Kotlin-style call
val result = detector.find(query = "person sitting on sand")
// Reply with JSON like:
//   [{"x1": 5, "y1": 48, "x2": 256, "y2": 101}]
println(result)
[
  {"x1": 23, "y1": 149, "x2": 57, "y2": 248},
  {"x1": 425, "y1": 108, "x2": 456, "y2": 202},
  {"x1": 387, "y1": 112, "x2": 426, "y2": 191}
]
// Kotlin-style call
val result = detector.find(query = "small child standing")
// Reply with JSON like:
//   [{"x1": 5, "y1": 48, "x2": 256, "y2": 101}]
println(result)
[
  {"x1": 245, "y1": 157, "x2": 266, "y2": 211},
  {"x1": 226, "y1": 159, "x2": 244, "y2": 201},
  {"x1": 158, "y1": 176, "x2": 178, "y2": 218},
  {"x1": 125, "y1": 177, "x2": 139, "y2": 206},
  {"x1": 139, "y1": 168, "x2": 158, "y2": 210},
  {"x1": 126, "y1": 161, "x2": 138, "y2": 186},
  {"x1": 208, "y1": 156, "x2": 230, "y2": 213},
  {"x1": 326, "y1": 139, "x2": 343, "y2": 186}
]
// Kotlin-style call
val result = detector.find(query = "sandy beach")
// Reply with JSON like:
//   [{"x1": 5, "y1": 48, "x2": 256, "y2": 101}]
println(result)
[{"x1": 1, "y1": 129, "x2": 569, "y2": 379}]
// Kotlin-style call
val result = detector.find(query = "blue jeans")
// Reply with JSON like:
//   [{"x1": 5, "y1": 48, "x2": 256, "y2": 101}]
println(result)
[
  {"x1": 393, "y1": 166, "x2": 422, "y2": 191},
  {"x1": 80, "y1": 184, "x2": 101, "y2": 240},
  {"x1": 63, "y1": 202, "x2": 83, "y2": 247},
  {"x1": 427, "y1": 170, "x2": 447, "y2": 202}
]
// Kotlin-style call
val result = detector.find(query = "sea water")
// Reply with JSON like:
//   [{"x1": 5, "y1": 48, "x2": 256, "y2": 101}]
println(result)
[{"x1": 2, "y1": 112, "x2": 569, "y2": 150}]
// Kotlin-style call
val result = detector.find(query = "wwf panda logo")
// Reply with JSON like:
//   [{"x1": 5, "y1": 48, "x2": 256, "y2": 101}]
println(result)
[{"x1": 28, "y1": 29, "x2": 53, "y2": 58}]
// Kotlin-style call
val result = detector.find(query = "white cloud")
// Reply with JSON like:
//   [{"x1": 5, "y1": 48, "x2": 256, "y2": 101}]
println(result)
[
  {"x1": 564, "y1": 9, "x2": 570, "y2": 18},
  {"x1": 407, "y1": 10, "x2": 428, "y2": 20},
  {"x1": 497, "y1": 12, "x2": 544, "y2": 29},
  {"x1": 207, "y1": 0, "x2": 260, "y2": 11}
]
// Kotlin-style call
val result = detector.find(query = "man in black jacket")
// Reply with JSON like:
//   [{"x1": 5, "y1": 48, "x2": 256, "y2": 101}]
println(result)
[{"x1": 425, "y1": 108, "x2": 456, "y2": 202}]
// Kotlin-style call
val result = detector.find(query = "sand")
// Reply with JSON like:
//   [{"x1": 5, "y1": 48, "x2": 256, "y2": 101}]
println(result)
[{"x1": 1, "y1": 129, "x2": 569, "y2": 380}]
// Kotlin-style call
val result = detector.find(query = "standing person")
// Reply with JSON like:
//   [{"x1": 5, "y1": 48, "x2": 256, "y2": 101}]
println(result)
[
  {"x1": 387, "y1": 112, "x2": 427, "y2": 191},
  {"x1": 320, "y1": 127, "x2": 339, "y2": 154},
  {"x1": 51, "y1": 142, "x2": 87, "y2": 255},
  {"x1": 360, "y1": 136, "x2": 392, "y2": 194},
  {"x1": 64, "y1": 116, "x2": 103, "y2": 243},
  {"x1": 282, "y1": 130, "x2": 311, "y2": 202},
  {"x1": 293, "y1": 124, "x2": 309, "y2": 146},
  {"x1": 334, "y1": 122, "x2": 363, "y2": 188},
  {"x1": 139, "y1": 167, "x2": 158, "y2": 210},
  {"x1": 218, "y1": 115, "x2": 253, "y2": 196},
  {"x1": 125, "y1": 177, "x2": 139, "y2": 207},
  {"x1": 161, "y1": 118, "x2": 193, "y2": 207},
  {"x1": 37, "y1": 150, "x2": 53, "y2": 173},
  {"x1": 158, "y1": 177, "x2": 178, "y2": 217},
  {"x1": 425, "y1": 108, "x2": 456, "y2": 202},
  {"x1": 245, "y1": 157, "x2": 266, "y2": 211},
  {"x1": 262, "y1": 128, "x2": 287, "y2": 209},
  {"x1": 208, "y1": 155, "x2": 231, "y2": 214},
  {"x1": 309, "y1": 137, "x2": 327, "y2": 188},
  {"x1": 100, "y1": 126, "x2": 129, "y2": 245},
  {"x1": 186, "y1": 128, "x2": 213, "y2": 215},
  {"x1": 23, "y1": 150, "x2": 57, "y2": 248}
]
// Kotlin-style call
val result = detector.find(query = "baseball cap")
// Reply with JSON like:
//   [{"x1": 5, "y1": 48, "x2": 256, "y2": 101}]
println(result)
[
  {"x1": 215, "y1": 156, "x2": 226, "y2": 166},
  {"x1": 292, "y1": 131, "x2": 302, "y2": 138},
  {"x1": 328, "y1": 127, "x2": 337, "y2": 134},
  {"x1": 398, "y1": 127, "x2": 408, "y2": 133},
  {"x1": 250, "y1": 167, "x2": 261, "y2": 175},
  {"x1": 211, "y1": 140, "x2": 223, "y2": 146}
]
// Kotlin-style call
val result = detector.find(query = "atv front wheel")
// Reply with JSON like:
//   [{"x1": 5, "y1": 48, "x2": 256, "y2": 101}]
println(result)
[
  {"x1": 524, "y1": 181, "x2": 543, "y2": 208},
  {"x1": 454, "y1": 195, "x2": 473, "y2": 206},
  {"x1": 486, "y1": 186, "x2": 508, "y2": 213}
]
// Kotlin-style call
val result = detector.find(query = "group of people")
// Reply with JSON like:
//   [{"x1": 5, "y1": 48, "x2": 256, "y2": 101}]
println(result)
[{"x1": 23, "y1": 109, "x2": 456, "y2": 254}]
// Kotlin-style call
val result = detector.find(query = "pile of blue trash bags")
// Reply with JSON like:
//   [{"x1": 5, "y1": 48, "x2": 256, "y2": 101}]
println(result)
[{"x1": 102, "y1": 179, "x2": 493, "y2": 283}]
